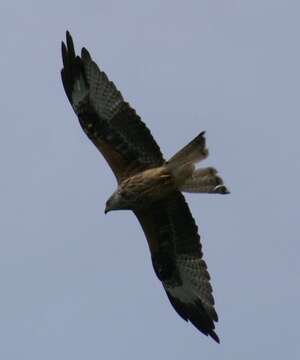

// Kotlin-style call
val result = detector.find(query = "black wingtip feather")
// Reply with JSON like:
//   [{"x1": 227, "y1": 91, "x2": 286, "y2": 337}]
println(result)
[
  {"x1": 210, "y1": 330, "x2": 220, "y2": 344},
  {"x1": 188, "y1": 307, "x2": 220, "y2": 343},
  {"x1": 61, "y1": 31, "x2": 85, "y2": 105},
  {"x1": 81, "y1": 47, "x2": 92, "y2": 61},
  {"x1": 61, "y1": 41, "x2": 68, "y2": 67},
  {"x1": 166, "y1": 290, "x2": 220, "y2": 343},
  {"x1": 66, "y1": 31, "x2": 75, "y2": 58}
]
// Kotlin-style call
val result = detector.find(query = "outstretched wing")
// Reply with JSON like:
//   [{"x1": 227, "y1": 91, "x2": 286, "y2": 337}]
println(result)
[
  {"x1": 61, "y1": 31, "x2": 164, "y2": 182},
  {"x1": 135, "y1": 192, "x2": 219, "y2": 343}
]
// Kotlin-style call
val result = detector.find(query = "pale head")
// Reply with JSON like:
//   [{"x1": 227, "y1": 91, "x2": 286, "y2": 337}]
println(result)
[{"x1": 104, "y1": 190, "x2": 130, "y2": 214}]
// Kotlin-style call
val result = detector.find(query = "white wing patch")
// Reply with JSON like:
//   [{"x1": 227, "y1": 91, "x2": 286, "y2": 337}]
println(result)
[
  {"x1": 82, "y1": 60, "x2": 124, "y2": 121},
  {"x1": 72, "y1": 75, "x2": 89, "y2": 112},
  {"x1": 165, "y1": 255, "x2": 217, "y2": 321}
]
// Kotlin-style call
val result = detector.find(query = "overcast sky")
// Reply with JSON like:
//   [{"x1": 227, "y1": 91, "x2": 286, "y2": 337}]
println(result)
[{"x1": 1, "y1": 1, "x2": 299, "y2": 359}]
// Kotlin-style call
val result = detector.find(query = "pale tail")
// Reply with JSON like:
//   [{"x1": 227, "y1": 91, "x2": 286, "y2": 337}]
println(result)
[
  {"x1": 168, "y1": 131, "x2": 208, "y2": 169},
  {"x1": 166, "y1": 132, "x2": 229, "y2": 194},
  {"x1": 180, "y1": 167, "x2": 229, "y2": 194}
]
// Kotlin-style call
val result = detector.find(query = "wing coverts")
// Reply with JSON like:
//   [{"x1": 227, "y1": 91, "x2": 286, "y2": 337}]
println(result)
[{"x1": 61, "y1": 31, "x2": 164, "y2": 181}]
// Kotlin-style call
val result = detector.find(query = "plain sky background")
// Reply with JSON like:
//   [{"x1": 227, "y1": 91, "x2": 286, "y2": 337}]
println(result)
[{"x1": 1, "y1": 1, "x2": 299, "y2": 359}]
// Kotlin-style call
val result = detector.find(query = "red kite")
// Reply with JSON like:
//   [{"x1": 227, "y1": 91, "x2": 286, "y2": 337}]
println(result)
[{"x1": 61, "y1": 31, "x2": 229, "y2": 343}]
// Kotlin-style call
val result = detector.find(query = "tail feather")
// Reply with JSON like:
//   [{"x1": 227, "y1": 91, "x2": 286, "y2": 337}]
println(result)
[
  {"x1": 166, "y1": 132, "x2": 229, "y2": 194},
  {"x1": 180, "y1": 167, "x2": 230, "y2": 194},
  {"x1": 167, "y1": 131, "x2": 208, "y2": 170}
]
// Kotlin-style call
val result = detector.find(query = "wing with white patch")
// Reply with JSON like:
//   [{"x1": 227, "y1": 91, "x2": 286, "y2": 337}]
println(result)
[
  {"x1": 164, "y1": 255, "x2": 219, "y2": 343},
  {"x1": 61, "y1": 31, "x2": 164, "y2": 182},
  {"x1": 135, "y1": 191, "x2": 219, "y2": 343}
]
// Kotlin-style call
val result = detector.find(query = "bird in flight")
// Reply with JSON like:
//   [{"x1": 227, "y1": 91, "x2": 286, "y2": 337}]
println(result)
[{"x1": 61, "y1": 31, "x2": 229, "y2": 343}]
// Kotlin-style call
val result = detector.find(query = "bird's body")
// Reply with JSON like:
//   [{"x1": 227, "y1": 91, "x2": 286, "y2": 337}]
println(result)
[
  {"x1": 61, "y1": 31, "x2": 229, "y2": 343},
  {"x1": 106, "y1": 166, "x2": 176, "y2": 211}
]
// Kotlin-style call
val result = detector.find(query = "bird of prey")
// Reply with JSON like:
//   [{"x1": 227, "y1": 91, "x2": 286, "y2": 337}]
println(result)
[{"x1": 61, "y1": 31, "x2": 229, "y2": 343}]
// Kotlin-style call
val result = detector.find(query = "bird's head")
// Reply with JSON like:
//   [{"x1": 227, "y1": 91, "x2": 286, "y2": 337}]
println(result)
[{"x1": 105, "y1": 190, "x2": 128, "y2": 214}]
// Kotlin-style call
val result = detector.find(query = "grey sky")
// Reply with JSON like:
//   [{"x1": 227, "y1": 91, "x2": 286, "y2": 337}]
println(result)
[{"x1": 1, "y1": 0, "x2": 299, "y2": 358}]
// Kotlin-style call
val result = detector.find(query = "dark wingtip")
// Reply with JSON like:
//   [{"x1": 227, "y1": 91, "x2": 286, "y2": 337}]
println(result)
[
  {"x1": 61, "y1": 30, "x2": 80, "y2": 104},
  {"x1": 81, "y1": 47, "x2": 92, "y2": 61},
  {"x1": 61, "y1": 41, "x2": 67, "y2": 66},
  {"x1": 66, "y1": 31, "x2": 75, "y2": 59},
  {"x1": 61, "y1": 40, "x2": 66, "y2": 52},
  {"x1": 209, "y1": 330, "x2": 220, "y2": 344},
  {"x1": 66, "y1": 30, "x2": 72, "y2": 44}
]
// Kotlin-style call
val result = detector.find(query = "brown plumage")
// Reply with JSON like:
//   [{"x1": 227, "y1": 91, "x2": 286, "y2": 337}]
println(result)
[{"x1": 61, "y1": 31, "x2": 230, "y2": 343}]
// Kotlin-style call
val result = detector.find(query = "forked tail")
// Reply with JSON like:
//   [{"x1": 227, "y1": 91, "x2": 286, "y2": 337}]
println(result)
[
  {"x1": 180, "y1": 167, "x2": 229, "y2": 194},
  {"x1": 166, "y1": 132, "x2": 229, "y2": 194}
]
